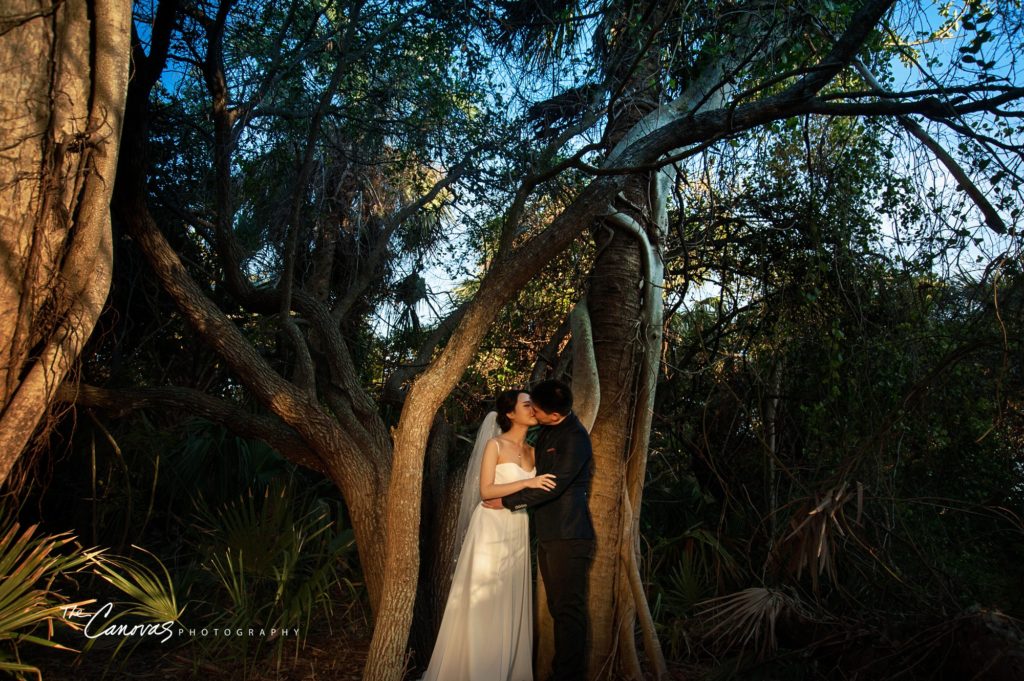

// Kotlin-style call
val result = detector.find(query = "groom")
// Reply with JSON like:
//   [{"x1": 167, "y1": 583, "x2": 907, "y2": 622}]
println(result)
[{"x1": 484, "y1": 379, "x2": 595, "y2": 681}]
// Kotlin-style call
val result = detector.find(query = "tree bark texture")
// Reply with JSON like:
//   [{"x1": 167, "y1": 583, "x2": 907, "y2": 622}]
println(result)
[
  {"x1": 577, "y1": 3, "x2": 665, "y2": 673},
  {"x1": 586, "y1": 197, "x2": 649, "y2": 680},
  {"x1": 0, "y1": 0, "x2": 131, "y2": 487}
]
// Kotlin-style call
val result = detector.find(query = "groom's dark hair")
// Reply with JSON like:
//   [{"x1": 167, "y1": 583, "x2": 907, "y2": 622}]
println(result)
[{"x1": 530, "y1": 379, "x2": 573, "y2": 416}]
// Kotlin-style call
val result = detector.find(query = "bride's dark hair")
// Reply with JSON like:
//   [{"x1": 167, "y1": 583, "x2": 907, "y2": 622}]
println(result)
[{"x1": 494, "y1": 389, "x2": 524, "y2": 432}]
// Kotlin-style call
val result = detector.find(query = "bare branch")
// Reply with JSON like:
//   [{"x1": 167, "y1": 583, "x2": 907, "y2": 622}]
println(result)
[
  {"x1": 853, "y1": 59, "x2": 1008, "y2": 235},
  {"x1": 530, "y1": 312, "x2": 572, "y2": 383},
  {"x1": 57, "y1": 383, "x2": 324, "y2": 472},
  {"x1": 332, "y1": 152, "x2": 476, "y2": 321},
  {"x1": 786, "y1": 0, "x2": 897, "y2": 99}
]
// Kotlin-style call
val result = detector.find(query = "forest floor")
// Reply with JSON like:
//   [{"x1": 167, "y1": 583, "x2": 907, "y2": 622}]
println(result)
[
  {"x1": 33, "y1": 627, "x2": 371, "y2": 681},
  {"x1": 30, "y1": 597, "x2": 696, "y2": 681},
  {"x1": 32, "y1": 630, "x2": 698, "y2": 680}
]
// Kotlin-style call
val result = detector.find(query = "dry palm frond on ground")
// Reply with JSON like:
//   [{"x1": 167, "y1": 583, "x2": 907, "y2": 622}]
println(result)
[{"x1": 696, "y1": 586, "x2": 810, "y2": 658}]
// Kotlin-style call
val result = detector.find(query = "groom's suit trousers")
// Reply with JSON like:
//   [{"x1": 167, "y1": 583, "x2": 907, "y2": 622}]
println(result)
[{"x1": 539, "y1": 537, "x2": 595, "y2": 681}]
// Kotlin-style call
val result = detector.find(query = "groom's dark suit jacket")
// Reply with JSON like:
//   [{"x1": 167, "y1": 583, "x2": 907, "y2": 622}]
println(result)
[{"x1": 501, "y1": 412, "x2": 595, "y2": 541}]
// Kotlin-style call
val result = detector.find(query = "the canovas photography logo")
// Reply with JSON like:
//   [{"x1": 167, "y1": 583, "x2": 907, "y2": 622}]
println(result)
[{"x1": 61, "y1": 603, "x2": 299, "y2": 644}]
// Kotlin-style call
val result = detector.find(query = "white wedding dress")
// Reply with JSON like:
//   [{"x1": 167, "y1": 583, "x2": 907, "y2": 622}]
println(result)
[{"x1": 421, "y1": 461, "x2": 534, "y2": 681}]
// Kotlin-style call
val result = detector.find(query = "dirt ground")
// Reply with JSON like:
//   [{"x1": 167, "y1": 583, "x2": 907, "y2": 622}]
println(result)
[
  {"x1": 30, "y1": 632, "x2": 697, "y2": 681},
  {"x1": 30, "y1": 624, "x2": 372, "y2": 681}
]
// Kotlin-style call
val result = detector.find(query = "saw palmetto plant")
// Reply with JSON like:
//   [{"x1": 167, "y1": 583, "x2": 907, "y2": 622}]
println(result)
[
  {"x1": 0, "y1": 519, "x2": 99, "y2": 678},
  {"x1": 189, "y1": 477, "x2": 356, "y2": 671},
  {"x1": 696, "y1": 586, "x2": 811, "y2": 660},
  {"x1": 82, "y1": 546, "x2": 184, "y2": 661},
  {"x1": 776, "y1": 480, "x2": 864, "y2": 593}
]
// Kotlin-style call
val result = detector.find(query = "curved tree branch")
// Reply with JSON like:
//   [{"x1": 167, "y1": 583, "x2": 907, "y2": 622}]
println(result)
[
  {"x1": 333, "y1": 157, "x2": 472, "y2": 321},
  {"x1": 57, "y1": 383, "x2": 324, "y2": 472},
  {"x1": 570, "y1": 298, "x2": 600, "y2": 432},
  {"x1": 852, "y1": 58, "x2": 1007, "y2": 235},
  {"x1": 530, "y1": 311, "x2": 572, "y2": 384}
]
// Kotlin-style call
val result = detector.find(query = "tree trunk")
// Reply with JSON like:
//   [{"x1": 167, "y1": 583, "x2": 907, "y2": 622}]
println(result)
[
  {"x1": 410, "y1": 415, "x2": 459, "y2": 665},
  {"x1": 0, "y1": 0, "x2": 131, "y2": 487},
  {"x1": 362, "y1": 186, "x2": 620, "y2": 681},
  {"x1": 575, "y1": 9, "x2": 765, "y2": 670},
  {"x1": 576, "y1": 4, "x2": 666, "y2": 672},
  {"x1": 585, "y1": 195, "x2": 649, "y2": 681}
]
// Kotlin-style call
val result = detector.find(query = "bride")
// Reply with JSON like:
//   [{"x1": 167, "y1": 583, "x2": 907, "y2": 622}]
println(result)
[{"x1": 420, "y1": 390, "x2": 556, "y2": 681}]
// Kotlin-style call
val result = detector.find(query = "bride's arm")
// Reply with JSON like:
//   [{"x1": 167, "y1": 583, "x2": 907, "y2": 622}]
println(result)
[{"x1": 479, "y1": 440, "x2": 556, "y2": 500}]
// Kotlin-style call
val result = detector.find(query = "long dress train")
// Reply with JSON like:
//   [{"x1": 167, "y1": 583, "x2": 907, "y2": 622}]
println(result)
[{"x1": 421, "y1": 462, "x2": 534, "y2": 681}]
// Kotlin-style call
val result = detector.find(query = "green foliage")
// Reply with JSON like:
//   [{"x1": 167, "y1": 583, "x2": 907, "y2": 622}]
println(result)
[
  {"x1": 165, "y1": 419, "x2": 292, "y2": 510},
  {"x1": 90, "y1": 548, "x2": 183, "y2": 627},
  {"x1": 28, "y1": 412, "x2": 364, "y2": 674},
  {"x1": 186, "y1": 477, "x2": 357, "y2": 670},
  {"x1": 73, "y1": 548, "x2": 184, "y2": 671},
  {"x1": 0, "y1": 516, "x2": 185, "y2": 677},
  {"x1": 646, "y1": 108, "x2": 1024, "y2": 676},
  {"x1": 0, "y1": 517, "x2": 98, "y2": 678}
]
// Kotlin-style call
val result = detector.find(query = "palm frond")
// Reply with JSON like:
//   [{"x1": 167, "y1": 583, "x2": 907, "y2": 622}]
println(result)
[
  {"x1": 189, "y1": 479, "x2": 356, "y2": 667},
  {"x1": 0, "y1": 519, "x2": 98, "y2": 677},
  {"x1": 696, "y1": 586, "x2": 809, "y2": 659},
  {"x1": 89, "y1": 546, "x2": 183, "y2": 623},
  {"x1": 775, "y1": 481, "x2": 863, "y2": 593},
  {"x1": 494, "y1": 0, "x2": 596, "y2": 64}
]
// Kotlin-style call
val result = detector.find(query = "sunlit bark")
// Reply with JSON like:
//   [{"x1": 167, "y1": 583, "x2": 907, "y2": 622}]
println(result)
[{"x1": 0, "y1": 0, "x2": 131, "y2": 487}]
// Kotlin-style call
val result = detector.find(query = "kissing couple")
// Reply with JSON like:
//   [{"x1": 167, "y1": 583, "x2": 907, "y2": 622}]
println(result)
[{"x1": 420, "y1": 379, "x2": 596, "y2": 681}]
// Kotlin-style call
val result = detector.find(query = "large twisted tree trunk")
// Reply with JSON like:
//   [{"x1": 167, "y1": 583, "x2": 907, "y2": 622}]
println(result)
[
  {"x1": 0, "y1": 0, "x2": 131, "y2": 487},
  {"x1": 584, "y1": 171, "x2": 672, "y2": 680},
  {"x1": 586, "y1": 212, "x2": 649, "y2": 679},
  {"x1": 570, "y1": 5, "x2": 671, "y2": 677}
]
